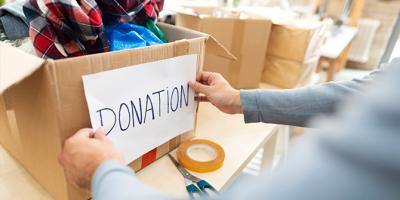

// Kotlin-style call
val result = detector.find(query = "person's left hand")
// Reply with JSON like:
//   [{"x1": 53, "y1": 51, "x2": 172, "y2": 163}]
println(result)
[{"x1": 58, "y1": 128, "x2": 124, "y2": 190}]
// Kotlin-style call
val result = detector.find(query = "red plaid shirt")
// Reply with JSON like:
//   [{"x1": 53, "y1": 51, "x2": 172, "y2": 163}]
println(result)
[
  {"x1": 98, "y1": 0, "x2": 164, "y2": 25},
  {"x1": 23, "y1": 0, "x2": 164, "y2": 59}
]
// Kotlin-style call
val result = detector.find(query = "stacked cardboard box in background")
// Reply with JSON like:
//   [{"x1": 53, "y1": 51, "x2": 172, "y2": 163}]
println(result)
[
  {"x1": 176, "y1": 6, "x2": 272, "y2": 89},
  {"x1": 0, "y1": 23, "x2": 233, "y2": 200},
  {"x1": 262, "y1": 19, "x2": 328, "y2": 88}
]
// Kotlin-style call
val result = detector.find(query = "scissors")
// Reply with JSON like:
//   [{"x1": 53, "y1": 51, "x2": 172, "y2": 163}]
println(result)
[{"x1": 168, "y1": 154, "x2": 219, "y2": 199}]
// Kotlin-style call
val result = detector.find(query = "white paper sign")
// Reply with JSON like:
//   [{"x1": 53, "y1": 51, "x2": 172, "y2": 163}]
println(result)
[{"x1": 82, "y1": 54, "x2": 197, "y2": 164}]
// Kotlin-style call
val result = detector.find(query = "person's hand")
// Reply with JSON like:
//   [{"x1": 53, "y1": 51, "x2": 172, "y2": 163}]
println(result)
[
  {"x1": 58, "y1": 128, "x2": 124, "y2": 190},
  {"x1": 189, "y1": 72, "x2": 243, "y2": 114}
]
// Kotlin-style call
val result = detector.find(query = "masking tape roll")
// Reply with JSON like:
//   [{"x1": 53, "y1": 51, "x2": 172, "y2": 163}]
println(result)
[{"x1": 177, "y1": 139, "x2": 225, "y2": 173}]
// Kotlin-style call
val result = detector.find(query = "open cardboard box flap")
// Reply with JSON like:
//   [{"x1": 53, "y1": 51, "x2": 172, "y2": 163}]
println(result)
[
  {"x1": 205, "y1": 34, "x2": 236, "y2": 60},
  {"x1": 0, "y1": 42, "x2": 45, "y2": 93},
  {"x1": 0, "y1": 23, "x2": 235, "y2": 94}
]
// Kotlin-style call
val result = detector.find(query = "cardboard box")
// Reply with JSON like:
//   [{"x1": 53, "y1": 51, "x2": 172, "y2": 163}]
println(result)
[
  {"x1": 0, "y1": 23, "x2": 233, "y2": 200},
  {"x1": 261, "y1": 55, "x2": 320, "y2": 88},
  {"x1": 267, "y1": 19, "x2": 326, "y2": 62},
  {"x1": 176, "y1": 8, "x2": 272, "y2": 89}
]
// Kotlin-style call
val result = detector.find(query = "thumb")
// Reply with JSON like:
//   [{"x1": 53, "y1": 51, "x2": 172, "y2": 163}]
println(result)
[
  {"x1": 94, "y1": 127, "x2": 107, "y2": 140},
  {"x1": 188, "y1": 80, "x2": 210, "y2": 95}
]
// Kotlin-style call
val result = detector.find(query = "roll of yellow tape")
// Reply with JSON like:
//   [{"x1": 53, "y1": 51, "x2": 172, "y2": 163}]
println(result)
[{"x1": 177, "y1": 139, "x2": 225, "y2": 173}]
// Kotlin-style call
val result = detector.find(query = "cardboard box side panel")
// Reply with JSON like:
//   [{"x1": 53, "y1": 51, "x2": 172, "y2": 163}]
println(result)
[
  {"x1": 66, "y1": 185, "x2": 90, "y2": 200},
  {"x1": 225, "y1": 20, "x2": 245, "y2": 88},
  {"x1": 262, "y1": 55, "x2": 319, "y2": 88},
  {"x1": 0, "y1": 94, "x2": 23, "y2": 162},
  {"x1": 195, "y1": 19, "x2": 237, "y2": 86},
  {"x1": 234, "y1": 20, "x2": 272, "y2": 89},
  {"x1": 267, "y1": 25, "x2": 311, "y2": 62},
  {"x1": 174, "y1": 17, "x2": 236, "y2": 60},
  {"x1": 200, "y1": 18, "x2": 236, "y2": 51},
  {"x1": 2, "y1": 67, "x2": 68, "y2": 199},
  {"x1": 189, "y1": 37, "x2": 206, "y2": 73},
  {"x1": 175, "y1": 13, "x2": 201, "y2": 32},
  {"x1": 158, "y1": 23, "x2": 205, "y2": 42},
  {"x1": 52, "y1": 40, "x2": 202, "y2": 199},
  {"x1": 201, "y1": 19, "x2": 272, "y2": 88},
  {"x1": 262, "y1": 57, "x2": 298, "y2": 88},
  {"x1": 267, "y1": 22, "x2": 325, "y2": 63},
  {"x1": 204, "y1": 53, "x2": 231, "y2": 79}
]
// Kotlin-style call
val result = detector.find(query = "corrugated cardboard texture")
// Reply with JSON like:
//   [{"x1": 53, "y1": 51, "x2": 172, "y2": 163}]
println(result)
[
  {"x1": 0, "y1": 23, "x2": 232, "y2": 200},
  {"x1": 2, "y1": 66, "x2": 68, "y2": 199},
  {"x1": 0, "y1": 94, "x2": 22, "y2": 162},
  {"x1": 52, "y1": 31, "x2": 202, "y2": 200},
  {"x1": 262, "y1": 55, "x2": 319, "y2": 88},
  {"x1": 176, "y1": 12, "x2": 271, "y2": 89}
]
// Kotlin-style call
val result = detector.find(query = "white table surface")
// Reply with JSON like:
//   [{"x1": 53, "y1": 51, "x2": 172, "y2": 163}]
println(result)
[
  {"x1": 321, "y1": 25, "x2": 358, "y2": 59},
  {"x1": 0, "y1": 102, "x2": 279, "y2": 199}
]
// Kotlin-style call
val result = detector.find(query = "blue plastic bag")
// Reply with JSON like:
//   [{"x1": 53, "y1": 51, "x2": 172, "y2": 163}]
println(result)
[{"x1": 105, "y1": 22, "x2": 164, "y2": 51}]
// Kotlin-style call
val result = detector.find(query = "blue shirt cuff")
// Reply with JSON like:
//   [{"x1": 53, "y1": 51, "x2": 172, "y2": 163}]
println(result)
[
  {"x1": 92, "y1": 160, "x2": 135, "y2": 192},
  {"x1": 240, "y1": 90, "x2": 261, "y2": 123}
]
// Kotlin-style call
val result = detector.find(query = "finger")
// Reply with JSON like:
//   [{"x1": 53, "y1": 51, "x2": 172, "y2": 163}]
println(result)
[
  {"x1": 195, "y1": 95, "x2": 209, "y2": 102},
  {"x1": 74, "y1": 128, "x2": 94, "y2": 139},
  {"x1": 94, "y1": 127, "x2": 107, "y2": 140},
  {"x1": 196, "y1": 71, "x2": 215, "y2": 85},
  {"x1": 188, "y1": 80, "x2": 210, "y2": 94}
]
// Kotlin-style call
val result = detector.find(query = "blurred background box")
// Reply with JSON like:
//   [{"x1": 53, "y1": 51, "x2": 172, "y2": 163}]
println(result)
[
  {"x1": 266, "y1": 19, "x2": 327, "y2": 88},
  {"x1": 176, "y1": 6, "x2": 272, "y2": 89},
  {"x1": 262, "y1": 55, "x2": 320, "y2": 89},
  {"x1": 267, "y1": 18, "x2": 327, "y2": 62}
]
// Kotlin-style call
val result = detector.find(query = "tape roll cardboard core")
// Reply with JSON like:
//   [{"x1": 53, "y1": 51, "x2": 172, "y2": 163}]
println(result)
[
  {"x1": 186, "y1": 144, "x2": 217, "y2": 162},
  {"x1": 177, "y1": 139, "x2": 225, "y2": 172}
]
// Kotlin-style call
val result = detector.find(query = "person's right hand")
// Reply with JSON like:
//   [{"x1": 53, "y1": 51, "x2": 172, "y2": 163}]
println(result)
[
  {"x1": 58, "y1": 128, "x2": 124, "y2": 190},
  {"x1": 188, "y1": 72, "x2": 243, "y2": 114}
]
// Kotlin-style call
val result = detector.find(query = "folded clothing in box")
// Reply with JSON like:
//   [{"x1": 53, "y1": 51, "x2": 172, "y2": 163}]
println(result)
[
  {"x1": 0, "y1": 0, "x2": 29, "y2": 40},
  {"x1": 105, "y1": 22, "x2": 164, "y2": 51},
  {"x1": 22, "y1": 0, "x2": 164, "y2": 59}
]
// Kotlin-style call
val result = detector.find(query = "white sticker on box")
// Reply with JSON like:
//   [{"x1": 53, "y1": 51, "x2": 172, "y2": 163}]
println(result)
[{"x1": 82, "y1": 54, "x2": 197, "y2": 164}]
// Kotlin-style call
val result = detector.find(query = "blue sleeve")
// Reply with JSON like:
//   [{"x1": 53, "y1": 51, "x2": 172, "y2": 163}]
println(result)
[
  {"x1": 92, "y1": 60, "x2": 400, "y2": 200},
  {"x1": 223, "y1": 58, "x2": 400, "y2": 200},
  {"x1": 240, "y1": 68, "x2": 383, "y2": 127},
  {"x1": 92, "y1": 160, "x2": 175, "y2": 200}
]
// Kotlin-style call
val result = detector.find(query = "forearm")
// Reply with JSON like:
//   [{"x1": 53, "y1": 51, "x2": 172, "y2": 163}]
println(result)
[
  {"x1": 240, "y1": 74, "x2": 377, "y2": 127},
  {"x1": 92, "y1": 160, "x2": 174, "y2": 200}
]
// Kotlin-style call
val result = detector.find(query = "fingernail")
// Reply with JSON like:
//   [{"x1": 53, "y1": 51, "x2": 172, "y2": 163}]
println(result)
[{"x1": 89, "y1": 130, "x2": 95, "y2": 138}]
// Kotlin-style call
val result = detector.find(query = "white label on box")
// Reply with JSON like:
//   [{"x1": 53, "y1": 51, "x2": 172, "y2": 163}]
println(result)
[{"x1": 82, "y1": 54, "x2": 197, "y2": 164}]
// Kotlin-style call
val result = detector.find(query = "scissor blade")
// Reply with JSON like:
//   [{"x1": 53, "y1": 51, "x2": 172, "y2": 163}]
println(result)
[
  {"x1": 168, "y1": 154, "x2": 198, "y2": 181},
  {"x1": 168, "y1": 154, "x2": 181, "y2": 168}
]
